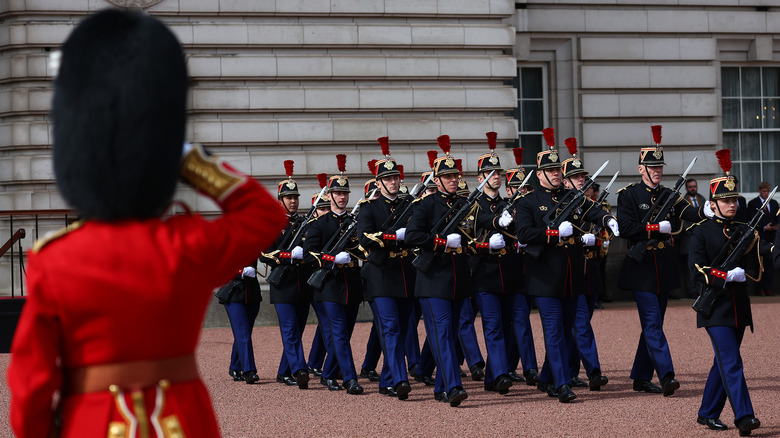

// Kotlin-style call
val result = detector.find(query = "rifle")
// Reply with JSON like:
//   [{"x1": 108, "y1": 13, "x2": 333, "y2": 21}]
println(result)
[
  {"x1": 500, "y1": 171, "x2": 534, "y2": 216},
  {"x1": 266, "y1": 186, "x2": 327, "y2": 286},
  {"x1": 597, "y1": 171, "x2": 619, "y2": 205},
  {"x1": 411, "y1": 170, "x2": 495, "y2": 273},
  {"x1": 524, "y1": 161, "x2": 608, "y2": 259},
  {"x1": 626, "y1": 156, "x2": 698, "y2": 263},
  {"x1": 307, "y1": 196, "x2": 369, "y2": 290},
  {"x1": 692, "y1": 186, "x2": 777, "y2": 317}
]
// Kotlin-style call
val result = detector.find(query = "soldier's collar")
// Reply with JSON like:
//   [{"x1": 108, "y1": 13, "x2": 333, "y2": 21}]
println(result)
[{"x1": 382, "y1": 194, "x2": 398, "y2": 203}]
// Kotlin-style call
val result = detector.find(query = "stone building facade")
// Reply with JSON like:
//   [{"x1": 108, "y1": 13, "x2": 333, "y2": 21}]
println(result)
[{"x1": 1, "y1": 0, "x2": 779, "y2": 298}]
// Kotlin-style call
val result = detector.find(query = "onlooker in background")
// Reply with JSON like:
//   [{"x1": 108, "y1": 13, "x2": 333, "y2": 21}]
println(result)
[
  {"x1": 747, "y1": 181, "x2": 778, "y2": 296},
  {"x1": 678, "y1": 179, "x2": 707, "y2": 299}
]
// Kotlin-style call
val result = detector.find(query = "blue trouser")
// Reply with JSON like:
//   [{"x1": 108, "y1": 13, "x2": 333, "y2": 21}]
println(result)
[
  {"x1": 419, "y1": 297, "x2": 464, "y2": 394},
  {"x1": 307, "y1": 301, "x2": 327, "y2": 370},
  {"x1": 225, "y1": 301, "x2": 260, "y2": 373},
  {"x1": 320, "y1": 301, "x2": 360, "y2": 382},
  {"x1": 699, "y1": 326, "x2": 754, "y2": 422},
  {"x1": 537, "y1": 296, "x2": 577, "y2": 389},
  {"x1": 474, "y1": 291, "x2": 510, "y2": 384},
  {"x1": 630, "y1": 290, "x2": 674, "y2": 382},
  {"x1": 362, "y1": 317, "x2": 382, "y2": 371},
  {"x1": 506, "y1": 293, "x2": 537, "y2": 373},
  {"x1": 459, "y1": 297, "x2": 484, "y2": 369},
  {"x1": 405, "y1": 301, "x2": 422, "y2": 371},
  {"x1": 418, "y1": 337, "x2": 436, "y2": 377},
  {"x1": 570, "y1": 293, "x2": 601, "y2": 379},
  {"x1": 373, "y1": 297, "x2": 414, "y2": 388},
  {"x1": 275, "y1": 302, "x2": 310, "y2": 376}
]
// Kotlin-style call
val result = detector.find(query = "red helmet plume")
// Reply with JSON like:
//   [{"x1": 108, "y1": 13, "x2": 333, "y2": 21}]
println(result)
[
  {"x1": 398, "y1": 164, "x2": 405, "y2": 181},
  {"x1": 454, "y1": 158, "x2": 463, "y2": 174},
  {"x1": 336, "y1": 154, "x2": 347, "y2": 173},
  {"x1": 542, "y1": 127, "x2": 555, "y2": 148},
  {"x1": 716, "y1": 149, "x2": 732, "y2": 174},
  {"x1": 437, "y1": 135, "x2": 451, "y2": 155},
  {"x1": 377, "y1": 136, "x2": 390, "y2": 156},
  {"x1": 283, "y1": 160, "x2": 294, "y2": 178},
  {"x1": 512, "y1": 147, "x2": 523, "y2": 166},
  {"x1": 367, "y1": 159, "x2": 378, "y2": 176},
  {"x1": 486, "y1": 132, "x2": 497, "y2": 150},
  {"x1": 427, "y1": 150, "x2": 438, "y2": 168},
  {"x1": 651, "y1": 125, "x2": 662, "y2": 145},
  {"x1": 317, "y1": 173, "x2": 328, "y2": 188},
  {"x1": 564, "y1": 138, "x2": 577, "y2": 156}
]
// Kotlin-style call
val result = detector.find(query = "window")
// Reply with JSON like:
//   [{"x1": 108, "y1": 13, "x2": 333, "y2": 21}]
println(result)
[
  {"x1": 512, "y1": 66, "x2": 547, "y2": 170},
  {"x1": 722, "y1": 67, "x2": 780, "y2": 192}
]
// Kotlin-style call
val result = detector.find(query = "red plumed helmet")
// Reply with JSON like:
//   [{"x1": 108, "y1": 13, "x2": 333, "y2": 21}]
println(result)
[
  {"x1": 336, "y1": 154, "x2": 347, "y2": 173},
  {"x1": 398, "y1": 164, "x2": 405, "y2": 181},
  {"x1": 283, "y1": 160, "x2": 294, "y2": 178},
  {"x1": 427, "y1": 150, "x2": 438, "y2": 168},
  {"x1": 317, "y1": 173, "x2": 328, "y2": 188},
  {"x1": 377, "y1": 136, "x2": 390, "y2": 156},
  {"x1": 454, "y1": 158, "x2": 463, "y2": 173},
  {"x1": 437, "y1": 135, "x2": 451, "y2": 155},
  {"x1": 512, "y1": 147, "x2": 523, "y2": 166},
  {"x1": 564, "y1": 138, "x2": 577, "y2": 156},
  {"x1": 486, "y1": 132, "x2": 497, "y2": 150},
  {"x1": 716, "y1": 149, "x2": 732, "y2": 174},
  {"x1": 367, "y1": 159, "x2": 378, "y2": 176},
  {"x1": 542, "y1": 127, "x2": 555, "y2": 148},
  {"x1": 651, "y1": 125, "x2": 662, "y2": 145}
]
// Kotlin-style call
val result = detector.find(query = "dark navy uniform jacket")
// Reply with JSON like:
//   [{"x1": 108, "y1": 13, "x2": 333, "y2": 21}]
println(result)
[
  {"x1": 616, "y1": 182, "x2": 704, "y2": 293},
  {"x1": 303, "y1": 210, "x2": 364, "y2": 306},
  {"x1": 357, "y1": 194, "x2": 416, "y2": 299},
  {"x1": 405, "y1": 191, "x2": 473, "y2": 301},
  {"x1": 259, "y1": 214, "x2": 315, "y2": 304},
  {"x1": 471, "y1": 193, "x2": 522, "y2": 294},
  {"x1": 515, "y1": 186, "x2": 612, "y2": 298},
  {"x1": 689, "y1": 217, "x2": 761, "y2": 330}
]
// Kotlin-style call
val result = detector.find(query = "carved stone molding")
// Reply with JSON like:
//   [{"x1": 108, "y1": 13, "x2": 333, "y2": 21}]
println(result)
[{"x1": 106, "y1": 0, "x2": 165, "y2": 9}]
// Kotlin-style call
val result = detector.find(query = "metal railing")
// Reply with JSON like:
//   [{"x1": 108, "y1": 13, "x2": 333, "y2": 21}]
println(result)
[{"x1": 0, "y1": 209, "x2": 75, "y2": 297}]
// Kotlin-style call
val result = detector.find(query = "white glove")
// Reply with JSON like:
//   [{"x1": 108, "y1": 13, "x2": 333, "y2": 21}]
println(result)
[
  {"x1": 395, "y1": 228, "x2": 406, "y2": 241},
  {"x1": 658, "y1": 220, "x2": 672, "y2": 234},
  {"x1": 602, "y1": 241, "x2": 610, "y2": 249},
  {"x1": 581, "y1": 233, "x2": 596, "y2": 247},
  {"x1": 242, "y1": 266, "x2": 256, "y2": 278},
  {"x1": 446, "y1": 233, "x2": 461, "y2": 249},
  {"x1": 334, "y1": 251, "x2": 351, "y2": 265},
  {"x1": 291, "y1": 246, "x2": 303, "y2": 260},
  {"x1": 726, "y1": 267, "x2": 746, "y2": 283},
  {"x1": 489, "y1": 234, "x2": 506, "y2": 250},
  {"x1": 498, "y1": 210, "x2": 513, "y2": 228},
  {"x1": 703, "y1": 201, "x2": 715, "y2": 219},
  {"x1": 558, "y1": 221, "x2": 573, "y2": 238},
  {"x1": 607, "y1": 218, "x2": 620, "y2": 236}
]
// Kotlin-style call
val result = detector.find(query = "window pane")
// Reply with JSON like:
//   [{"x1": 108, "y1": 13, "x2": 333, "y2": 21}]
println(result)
[
  {"x1": 763, "y1": 68, "x2": 780, "y2": 97},
  {"x1": 764, "y1": 98, "x2": 780, "y2": 128},
  {"x1": 740, "y1": 132, "x2": 760, "y2": 161},
  {"x1": 742, "y1": 99, "x2": 762, "y2": 129},
  {"x1": 521, "y1": 68, "x2": 543, "y2": 99},
  {"x1": 723, "y1": 99, "x2": 740, "y2": 129},
  {"x1": 521, "y1": 101, "x2": 543, "y2": 131},
  {"x1": 762, "y1": 162, "x2": 780, "y2": 189},
  {"x1": 761, "y1": 132, "x2": 780, "y2": 161},
  {"x1": 724, "y1": 132, "x2": 739, "y2": 159},
  {"x1": 738, "y1": 163, "x2": 760, "y2": 194},
  {"x1": 722, "y1": 67, "x2": 740, "y2": 97},
  {"x1": 742, "y1": 67, "x2": 760, "y2": 97},
  {"x1": 519, "y1": 134, "x2": 542, "y2": 161}
]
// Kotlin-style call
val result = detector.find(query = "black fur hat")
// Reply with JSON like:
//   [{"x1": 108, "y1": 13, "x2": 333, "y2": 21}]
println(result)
[{"x1": 52, "y1": 9, "x2": 187, "y2": 220}]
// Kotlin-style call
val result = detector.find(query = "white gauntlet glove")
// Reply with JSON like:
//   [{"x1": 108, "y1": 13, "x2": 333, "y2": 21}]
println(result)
[
  {"x1": 498, "y1": 210, "x2": 513, "y2": 228},
  {"x1": 291, "y1": 246, "x2": 303, "y2": 260},
  {"x1": 703, "y1": 201, "x2": 715, "y2": 219},
  {"x1": 558, "y1": 221, "x2": 573, "y2": 238},
  {"x1": 334, "y1": 251, "x2": 352, "y2": 265},
  {"x1": 489, "y1": 234, "x2": 506, "y2": 250},
  {"x1": 446, "y1": 233, "x2": 461, "y2": 249},
  {"x1": 658, "y1": 220, "x2": 672, "y2": 234},
  {"x1": 725, "y1": 267, "x2": 746, "y2": 283},
  {"x1": 581, "y1": 233, "x2": 596, "y2": 247},
  {"x1": 395, "y1": 228, "x2": 406, "y2": 241},
  {"x1": 607, "y1": 218, "x2": 620, "y2": 236},
  {"x1": 242, "y1": 266, "x2": 256, "y2": 278}
]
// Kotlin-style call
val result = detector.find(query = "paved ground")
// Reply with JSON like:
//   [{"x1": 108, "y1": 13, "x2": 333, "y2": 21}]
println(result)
[{"x1": 2, "y1": 297, "x2": 779, "y2": 437}]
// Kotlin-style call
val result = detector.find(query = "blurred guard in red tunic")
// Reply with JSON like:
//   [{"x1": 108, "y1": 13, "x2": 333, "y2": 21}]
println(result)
[{"x1": 6, "y1": 9, "x2": 286, "y2": 438}]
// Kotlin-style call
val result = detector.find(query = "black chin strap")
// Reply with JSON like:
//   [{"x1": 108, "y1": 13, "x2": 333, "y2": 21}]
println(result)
[
  {"x1": 643, "y1": 167, "x2": 654, "y2": 187},
  {"x1": 713, "y1": 200, "x2": 725, "y2": 218},
  {"x1": 481, "y1": 171, "x2": 498, "y2": 191},
  {"x1": 542, "y1": 170, "x2": 555, "y2": 189}
]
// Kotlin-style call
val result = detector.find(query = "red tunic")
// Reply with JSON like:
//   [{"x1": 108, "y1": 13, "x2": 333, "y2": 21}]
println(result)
[{"x1": 7, "y1": 178, "x2": 286, "y2": 437}]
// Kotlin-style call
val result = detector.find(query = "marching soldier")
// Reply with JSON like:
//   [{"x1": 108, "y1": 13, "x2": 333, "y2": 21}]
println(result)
[
  {"x1": 360, "y1": 160, "x2": 383, "y2": 383},
  {"x1": 357, "y1": 137, "x2": 415, "y2": 400},
  {"x1": 306, "y1": 173, "x2": 330, "y2": 377},
  {"x1": 515, "y1": 128, "x2": 618, "y2": 403},
  {"x1": 303, "y1": 155, "x2": 365, "y2": 395},
  {"x1": 504, "y1": 148, "x2": 540, "y2": 385},
  {"x1": 406, "y1": 135, "x2": 471, "y2": 407},
  {"x1": 616, "y1": 125, "x2": 706, "y2": 396},
  {"x1": 560, "y1": 139, "x2": 610, "y2": 391},
  {"x1": 258, "y1": 160, "x2": 312, "y2": 389},
  {"x1": 689, "y1": 149, "x2": 762, "y2": 436}
]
